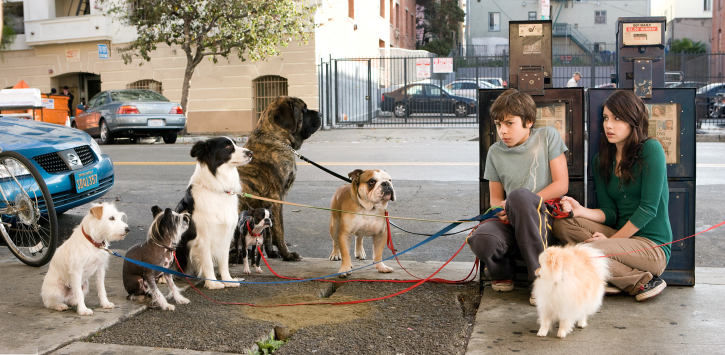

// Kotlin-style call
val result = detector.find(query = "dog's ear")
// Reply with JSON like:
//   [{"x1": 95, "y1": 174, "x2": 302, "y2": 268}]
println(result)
[
  {"x1": 272, "y1": 97, "x2": 298, "y2": 133},
  {"x1": 164, "y1": 208, "x2": 173, "y2": 218},
  {"x1": 90, "y1": 204, "x2": 104, "y2": 220},
  {"x1": 548, "y1": 251, "x2": 564, "y2": 282},
  {"x1": 190, "y1": 140, "x2": 208, "y2": 159},
  {"x1": 151, "y1": 205, "x2": 163, "y2": 217},
  {"x1": 348, "y1": 169, "x2": 364, "y2": 183}
]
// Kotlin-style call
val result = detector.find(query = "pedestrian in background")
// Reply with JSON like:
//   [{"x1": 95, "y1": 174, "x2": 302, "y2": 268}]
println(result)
[
  {"x1": 567, "y1": 72, "x2": 581, "y2": 87},
  {"x1": 62, "y1": 86, "x2": 74, "y2": 117}
]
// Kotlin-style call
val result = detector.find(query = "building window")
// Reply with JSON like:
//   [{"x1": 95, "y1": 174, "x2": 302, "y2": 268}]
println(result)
[
  {"x1": 489, "y1": 12, "x2": 500, "y2": 32},
  {"x1": 705, "y1": 0, "x2": 712, "y2": 11},
  {"x1": 595, "y1": 10, "x2": 606, "y2": 24},
  {"x1": 127, "y1": 80, "x2": 162, "y2": 93},
  {"x1": 594, "y1": 43, "x2": 606, "y2": 53},
  {"x1": 396, "y1": 4, "x2": 400, "y2": 28},
  {"x1": 390, "y1": 0, "x2": 394, "y2": 24},
  {"x1": 411, "y1": 13, "x2": 415, "y2": 39},
  {"x1": 380, "y1": 0, "x2": 385, "y2": 17},
  {"x1": 4, "y1": 2, "x2": 25, "y2": 35},
  {"x1": 379, "y1": 39, "x2": 385, "y2": 48},
  {"x1": 529, "y1": 11, "x2": 537, "y2": 21},
  {"x1": 348, "y1": 0, "x2": 354, "y2": 19},
  {"x1": 253, "y1": 76, "x2": 289, "y2": 121}
]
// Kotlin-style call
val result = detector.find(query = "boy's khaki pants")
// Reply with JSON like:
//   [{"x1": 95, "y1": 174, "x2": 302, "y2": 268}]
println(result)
[{"x1": 553, "y1": 217, "x2": 668, "y2": 295}]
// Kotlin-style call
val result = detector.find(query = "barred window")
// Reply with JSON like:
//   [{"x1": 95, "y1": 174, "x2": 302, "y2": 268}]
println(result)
[
  {"x1": 595, "y1": 11, "x2": 606, "y2": 24},
  {"x1": 253, "y1": 76, "x2": 289, "y2": 121},
  {"x1": 126, "y1": 80, "x2": 162, "y2": 94}
]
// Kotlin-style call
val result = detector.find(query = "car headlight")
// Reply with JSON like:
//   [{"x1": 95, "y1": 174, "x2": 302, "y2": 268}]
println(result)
[
  {"x1": 0, "y1": 158, "x2": 31, "y2": 179},
  {"x1": 90, "y1": 138, "x2": 103, "y2": 156}
]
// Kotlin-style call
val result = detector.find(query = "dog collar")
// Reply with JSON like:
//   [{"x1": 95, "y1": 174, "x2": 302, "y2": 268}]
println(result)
[
  {"x1": 257, "y1": 133, "x2": 301, "y2": 158},
  {"x1": 246, "y1": 219, "x2": 263, "y2": 237},
  {"x1": 81, "y1": 226, "x2": 106, "y2": 249},
  {"x1": 152, "y1": 241, "x2": 176, "y2": 252}
]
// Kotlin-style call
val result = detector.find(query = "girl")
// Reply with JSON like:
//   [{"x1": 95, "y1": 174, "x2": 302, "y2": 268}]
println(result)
[{"x1": 554, "y1": 90, "x2": 672, "y2": 301}]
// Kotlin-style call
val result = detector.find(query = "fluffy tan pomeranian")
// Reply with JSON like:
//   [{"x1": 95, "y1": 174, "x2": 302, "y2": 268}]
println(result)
[{"x1": 533, "y1": 244, "x2": 609, "y2": 338}]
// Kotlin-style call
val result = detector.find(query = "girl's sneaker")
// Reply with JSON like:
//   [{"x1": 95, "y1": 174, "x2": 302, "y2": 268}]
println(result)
[{"x1": 635, "y1": 276, "x2": 667, "y2": 301}]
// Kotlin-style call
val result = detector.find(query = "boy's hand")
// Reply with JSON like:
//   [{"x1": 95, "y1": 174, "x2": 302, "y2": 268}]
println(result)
[
  {"x1": 496, "y1": 210, "x2": 509, "y2": 222},
  {"x1": 584, "y1": 232, "x2": 607, "y2": 243}
]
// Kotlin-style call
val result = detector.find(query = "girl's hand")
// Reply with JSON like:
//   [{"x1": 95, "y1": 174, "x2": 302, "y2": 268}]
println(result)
[
  {"x1": 496, "y1": 210, "x2": 509, "y2": 222},
  {"x1": 584, "y1": 232, "x2": 608, "y2": 243},
  {"x1": 560, "y1": 196, "x2": 583, "y2": 217}
]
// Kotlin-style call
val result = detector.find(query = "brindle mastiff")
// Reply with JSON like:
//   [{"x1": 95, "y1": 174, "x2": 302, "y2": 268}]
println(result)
[{"x1": 238, "y1": 96, "x2": 321, "y2": 261}]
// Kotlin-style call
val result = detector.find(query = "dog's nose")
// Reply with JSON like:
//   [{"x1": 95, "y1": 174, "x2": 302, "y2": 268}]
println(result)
[
  {"x1": 124, "y1": 227, "x2": 130, "y2": 233},
  {"x1": 381, "y1": 181, "x2": 390, "y2": 187},
  {"x1": 246, "y1": 150, "x2": 253, "y2": 157}
]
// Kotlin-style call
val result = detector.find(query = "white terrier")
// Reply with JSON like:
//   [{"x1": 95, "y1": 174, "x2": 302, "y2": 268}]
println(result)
[{"x1": 41, "y1": 203, "x2": 130, "y2": 316}]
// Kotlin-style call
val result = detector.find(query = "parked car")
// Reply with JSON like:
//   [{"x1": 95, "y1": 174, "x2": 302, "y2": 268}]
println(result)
[
  {"x1": 380, "y1": 83, "x2": 478, "y2": 118},
  {"x1": 695, "y1": 83, "x2": 725, "y2": 118},
  {"x1": 0, "y1": 116, "x2": 114, "y2": 265},
  {"x1": 74, "y1": 89, "x2": 186, "y2": 144},
  {"x1": 479, "y1": 77, "x2": 507, "y2": 88},
  {"x1": 444, "y1": 80, "x2": 497, "y2": 99}
]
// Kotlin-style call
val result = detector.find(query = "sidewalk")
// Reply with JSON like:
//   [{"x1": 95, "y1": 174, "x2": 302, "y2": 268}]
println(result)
[{"x1": 2, "y1": 246, "x2": 724, "y2": 354}]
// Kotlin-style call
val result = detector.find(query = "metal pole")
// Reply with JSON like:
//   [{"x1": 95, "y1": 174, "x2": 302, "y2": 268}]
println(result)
[
  {"x1": 334, "y1": 59, "x2": 338, "y2": 127},
  {"x1": 368, "y1": 59, "x2": 372, "y2": 124},
  {"x1": 591, "y1": 51, "x2": 596, "y2": 89}
]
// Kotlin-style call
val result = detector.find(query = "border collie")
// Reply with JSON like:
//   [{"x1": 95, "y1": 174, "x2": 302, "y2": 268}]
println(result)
[{"x1": 175, "y1": 137, "x2": 252, "y2": 289}]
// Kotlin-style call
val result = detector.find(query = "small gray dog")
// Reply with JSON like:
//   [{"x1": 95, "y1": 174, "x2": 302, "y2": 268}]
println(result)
[{"x1": 122, "y1": 206, "x2": 190, "y2": 310}]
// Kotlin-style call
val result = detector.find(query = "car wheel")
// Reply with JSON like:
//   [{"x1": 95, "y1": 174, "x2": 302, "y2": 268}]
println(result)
[
  {"x1": 394, "y1": 102, "x2": 409, "y2": 117},
  {"x1": 163, "y1": 132, "x2": 178, "y2": 144},
  {"x1": 708, "y1": 103, "x2": 718, "y2": 118},
  {"x1": 454, "y1": 102, "x2": 469, "y2": 117},
  {"x1": 99, "y1": 120, "x2": 115, "y2": 145}
]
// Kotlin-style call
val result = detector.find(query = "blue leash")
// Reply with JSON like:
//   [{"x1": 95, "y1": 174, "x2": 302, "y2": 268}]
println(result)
[{"x1": 107, "y1": 208, "x2": 501, "y2": 285}]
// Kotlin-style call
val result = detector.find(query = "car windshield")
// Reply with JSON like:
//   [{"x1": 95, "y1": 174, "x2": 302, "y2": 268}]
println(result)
[
  {"x1": 441, "y1": 86, "x2": 455, "y2": 95},
  {"x1": 110, "y1": 90, "x2": 169, "y2": 102}
]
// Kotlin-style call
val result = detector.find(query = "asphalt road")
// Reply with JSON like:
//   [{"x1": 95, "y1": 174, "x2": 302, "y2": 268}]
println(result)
[{"x1": 55, "y1": 136, "x2": 725, "y2": 267}]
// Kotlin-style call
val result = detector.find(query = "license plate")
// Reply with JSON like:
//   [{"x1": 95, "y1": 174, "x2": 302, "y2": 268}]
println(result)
[
  {"x1": 74, "y1": 168, "x2": 99, "y2": 193},
  {"x1": 148, "y1": 119, "x2": 165, "y2": 127}
]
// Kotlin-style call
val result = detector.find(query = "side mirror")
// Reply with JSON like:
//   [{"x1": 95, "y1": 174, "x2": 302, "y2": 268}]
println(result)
[{"x1": 77, "y1": 104, "x2": 86, "y2": 111}]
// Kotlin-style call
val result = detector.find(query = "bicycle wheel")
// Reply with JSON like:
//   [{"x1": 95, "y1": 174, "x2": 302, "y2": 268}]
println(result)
[{"x1": 0, "y1": 151, "x2": 58, "y2": 266}]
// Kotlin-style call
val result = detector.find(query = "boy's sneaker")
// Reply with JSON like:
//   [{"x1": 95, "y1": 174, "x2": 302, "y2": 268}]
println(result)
[
  {"x1": 491, "y1": 280, "x2": 514, "y2": 292},
  {"x1": 635, "y1": 276, "x2": 667, "y2": 302}
]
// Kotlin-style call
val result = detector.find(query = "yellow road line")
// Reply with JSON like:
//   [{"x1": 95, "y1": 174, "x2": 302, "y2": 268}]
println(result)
[{"x1": 114, "y1": 162, "x2": 479, "y2": 166}]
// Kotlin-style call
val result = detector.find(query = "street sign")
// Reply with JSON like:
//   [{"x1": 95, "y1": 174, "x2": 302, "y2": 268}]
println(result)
[
  {"x1": 98, "y1": 44, "x2": 109, "y2": 59},
  {"x1": 416, "y1": 58, "x2": 430, "y2": 78},
  {"x1": 66, "y1": 49, "x2": 80, "y2": 62},
  {"x1": 433, "y1": 58, "x2": 453, "y2": 73}
]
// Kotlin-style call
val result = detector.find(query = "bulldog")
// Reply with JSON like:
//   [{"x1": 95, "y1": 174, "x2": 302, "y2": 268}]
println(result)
[{"x1": 329, "y1": 169, "x2": 396, "y2": 277}]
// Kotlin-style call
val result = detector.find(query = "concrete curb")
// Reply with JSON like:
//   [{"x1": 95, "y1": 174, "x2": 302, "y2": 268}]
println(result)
[{"x1": 696, "y1": 134, "x2": 725, "y2": 142}]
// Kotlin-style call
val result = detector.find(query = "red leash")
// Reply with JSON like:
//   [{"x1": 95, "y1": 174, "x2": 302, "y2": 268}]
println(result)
[
  {"x1": 175, "y1": 241, "x2": 472, "y2": 307},
  {"x1": 545, "y1": 198, "x2": 571, "y2": 219}
]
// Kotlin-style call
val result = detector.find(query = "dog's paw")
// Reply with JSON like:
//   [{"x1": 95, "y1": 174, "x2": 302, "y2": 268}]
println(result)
[
  {"x1": 576, "y1": 319, "x2": 588, "y2": 329},
  {"x1": 255, "y1": 267, "x2": 263, "y2": 274},
  {"x1": 175, "y1": 295, "x2": 191, "y2": 305},
  {"x1": 376, "y1": 263, "x2": 394, "y2": 274},
  {"x1": 537, "y1": 329, "x2": 548, "y2": 337},
  {"x1": 337, "y1": 266, "x2": 353, "y2": 278},
  {"x1": 222, "y1": 278, "x2": 241, "y2": 287},
  {"x1": 101, "y1": 301, "x2": 115, "y2": 309},
  {"x1": 205, "y1": 280, "x2": 225, "y2": 290},
  {"x1": 283, "y1": 251, "x2": 302, "y2": 261},
  {"x1": 243, "y1": 267, "x2": 252, "y2": 274},
  {"x1": 267, "y1": 250, "x2": 282, "y2": 259},
  {"x1": 329, "y1": 252, "x2": 341, "y2": 261},
  {"x1": 51, "y1": 303, "x2": 69, "y2": 312},
  {"x1": 161, "y1": 303, "x2": 176, "y2": 311},
  {"x1": 556, "y1": 330, "x2": 569, "y2": 339},
  {"x1": 355, "y1": 250, "x2": 367, "y2": 260},
  {"x1": 77, "y1": 307, "x2": 93, "y2": 316}
]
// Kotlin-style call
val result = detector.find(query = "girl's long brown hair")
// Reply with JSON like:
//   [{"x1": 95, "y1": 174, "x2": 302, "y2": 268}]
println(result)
[{"x1": 597, "y1": 90, "x2": 650, "y2": 185}]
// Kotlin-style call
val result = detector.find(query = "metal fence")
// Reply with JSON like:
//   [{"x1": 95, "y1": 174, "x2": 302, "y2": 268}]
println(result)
[{"x1": 318, "y1": 52, "x2": 725, "y2": 129}]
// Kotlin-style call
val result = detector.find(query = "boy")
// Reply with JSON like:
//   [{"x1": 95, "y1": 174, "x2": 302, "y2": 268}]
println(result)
[{"x1": 467, "y1": 89, "x2": 569, "y2": 305}]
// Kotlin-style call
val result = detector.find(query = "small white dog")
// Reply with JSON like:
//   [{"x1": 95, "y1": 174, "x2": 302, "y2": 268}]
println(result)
[
  {"x1": 533, "y1": 244, "x2": 609, "y2": 338},
  {"x1": 41, "y1": 203, "x2": 129, "y2": 316}
]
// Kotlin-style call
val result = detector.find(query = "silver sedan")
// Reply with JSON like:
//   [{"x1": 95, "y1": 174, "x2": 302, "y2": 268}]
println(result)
[{"x1": 73, "y1": 89, "x2": 186, "y2": 144}]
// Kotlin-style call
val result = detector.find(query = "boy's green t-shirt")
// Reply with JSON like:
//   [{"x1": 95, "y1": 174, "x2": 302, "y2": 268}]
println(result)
[{"x1": 484, "y1": 126, "x2": 568, "y2": 196}]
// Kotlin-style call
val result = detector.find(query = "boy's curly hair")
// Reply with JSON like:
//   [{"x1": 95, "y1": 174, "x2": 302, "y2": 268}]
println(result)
[{"x1": 490, "y1": 88, "x2": 537, "y2": 127}]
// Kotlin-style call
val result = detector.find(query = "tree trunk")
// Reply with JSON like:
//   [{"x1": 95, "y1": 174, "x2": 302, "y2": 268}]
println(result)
[{"x1": 180, "y1": 62, "x2": 195, "y2": 133}]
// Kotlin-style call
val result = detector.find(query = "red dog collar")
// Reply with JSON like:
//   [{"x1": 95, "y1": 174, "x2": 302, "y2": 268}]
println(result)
[
  {"x1": 82, "y1": 226, "x2": 106, "y2": 248},
  {"x1": 246, "y1": 219, "x2": 262, "y2": 237}
]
